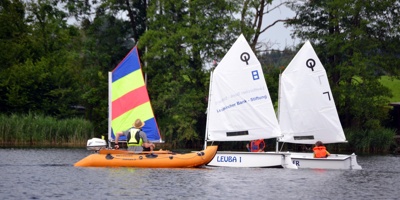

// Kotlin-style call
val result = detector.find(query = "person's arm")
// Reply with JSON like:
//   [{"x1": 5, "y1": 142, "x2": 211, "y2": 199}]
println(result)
[
  {"x1": 114, "y1": 132, "x2": 123, "y2": 149},
  {"x1": 140, "y1": 131, "x2": 148, "y2": 144},
  {"x1": 140, "y1": 131, "x2": 154, "y2": 148},
  {"x1": 140, "y1": 131, "x2": 155, "y2": 150},
  {"x1": 259, "y1": 141, "x2": 265, "y2": 152},
  {"x1": 326, "y1": 150, "x2": 330, "y2": 157}
]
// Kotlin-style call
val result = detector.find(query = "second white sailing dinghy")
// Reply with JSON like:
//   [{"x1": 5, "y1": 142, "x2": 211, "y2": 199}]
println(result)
[
  {"x1": 204, "y1": 34, "x2": 297, "y2": 169},
  {"x1": 277, "y1": 41, "x2": 362, "y2": 170}
]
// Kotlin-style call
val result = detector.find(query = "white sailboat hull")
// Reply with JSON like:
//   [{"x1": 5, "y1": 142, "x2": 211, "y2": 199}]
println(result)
[
  {"x1": 289, "y1": 152, "x2": 362, "y2": 170},
  {"x1": 207, "y1": 151, "x2": 297, "y2": 169}
]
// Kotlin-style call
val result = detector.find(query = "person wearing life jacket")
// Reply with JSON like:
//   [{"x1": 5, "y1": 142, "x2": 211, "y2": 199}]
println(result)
[
  {"x1": 246, "y1": 139, "x2": 266, "y2": 152},
  {"x1": 313, "y1": 141, "x2": 331, "y2": 158},
  {"x1": 114, "y1": 119, "x2": 155, "y2": 153}
]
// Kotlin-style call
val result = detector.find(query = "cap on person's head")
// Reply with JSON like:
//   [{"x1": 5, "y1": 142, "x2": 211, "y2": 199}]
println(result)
[{"x1": 134, "y1": 119, "x2": 145, "y2": 129}]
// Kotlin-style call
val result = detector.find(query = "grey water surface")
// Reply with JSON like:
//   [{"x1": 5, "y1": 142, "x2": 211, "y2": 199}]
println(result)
[{"x1": 0, "y1": 148, "x2": 399, "y2": 200}]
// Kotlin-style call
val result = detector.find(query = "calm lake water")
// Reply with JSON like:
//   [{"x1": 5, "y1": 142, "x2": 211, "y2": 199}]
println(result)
[{"x1": 0, "y1": 148, "x2": 399, "y2": 200}]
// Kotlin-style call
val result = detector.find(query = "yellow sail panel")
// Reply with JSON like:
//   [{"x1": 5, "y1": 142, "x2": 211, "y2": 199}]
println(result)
[
  {"x1": 112, "y1": 70, "x2": 144, "y2": 101},
  {"x1": 111, "y1": 102, "x2": 154, "y2": 133}
]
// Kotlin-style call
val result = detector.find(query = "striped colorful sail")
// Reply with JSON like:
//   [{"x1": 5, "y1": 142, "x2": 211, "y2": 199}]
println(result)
[{"x1": 108, "y1": 46, "x2": 161, "y2": 142}]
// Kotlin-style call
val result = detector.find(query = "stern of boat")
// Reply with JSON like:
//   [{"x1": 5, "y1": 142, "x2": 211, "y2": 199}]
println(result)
[
  {"x1": 282, "y1": 152, "x2": 298, "y2": 169},
  {"x1": 350, "y1": 153, "x2": 362, "y2": 170}
]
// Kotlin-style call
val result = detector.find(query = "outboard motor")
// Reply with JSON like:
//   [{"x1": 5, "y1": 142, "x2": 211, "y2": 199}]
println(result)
[{"x1": 86, "y1": 138, "x2": 107, "y2": 151}]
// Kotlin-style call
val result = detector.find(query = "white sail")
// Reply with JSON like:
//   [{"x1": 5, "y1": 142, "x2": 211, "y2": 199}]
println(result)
[
  {"x1": 206, "y1": 34, "x2": 281, "y2": 141},
  {"x1": 278, "y1": 41, "x2": 346, "y2": 144}
]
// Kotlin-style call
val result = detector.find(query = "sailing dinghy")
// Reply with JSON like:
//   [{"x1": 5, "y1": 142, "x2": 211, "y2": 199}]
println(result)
[
  {"x1": 204, "y1": 34, "x2": 297, "y2": 169},
  {"x1": 277, "y1": 41, "x2": 362, "y2": 170},
  {"x1": 75, "y1": 46, "x2": 217, "y2": 168}
]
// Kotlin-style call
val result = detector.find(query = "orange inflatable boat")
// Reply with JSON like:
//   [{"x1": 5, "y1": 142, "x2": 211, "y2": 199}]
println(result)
[{"x1": 74, "y1": 146, "x2": 218, "y2": 168}]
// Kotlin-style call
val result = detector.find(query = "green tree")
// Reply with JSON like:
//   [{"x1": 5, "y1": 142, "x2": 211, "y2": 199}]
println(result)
[
  {"x1": 103, "y1": 0, "x2": 147, "y2": 43},
  {"x1": 3, "y1": 58, "x2": 78, "y2": 116},
  {"x1": 0, "y1": 0, "x2": 30, "y2": 71},
  {"x1": 0, "y1": 0, "x2": 29, "y2": 111},
  {"x1": 0, "y1": 0, "x2": 83, "y2": 118},
  {"x1": 63, "y1": 0, "x2": 147, "y2": 43},
  {"x1": 288, "y1": 0, "x2": 400, "y2": 129}
]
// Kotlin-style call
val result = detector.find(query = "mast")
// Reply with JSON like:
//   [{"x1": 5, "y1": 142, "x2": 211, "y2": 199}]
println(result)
[
  {"x1": 276, "y1": 72, "x2": 282, "y2": 152},
  {"x1": 204, "y1": 70, "x2": 214, "y2": 150},
  {"x1": 108, "y1": 72, "x2": 112, "y2": 148}
]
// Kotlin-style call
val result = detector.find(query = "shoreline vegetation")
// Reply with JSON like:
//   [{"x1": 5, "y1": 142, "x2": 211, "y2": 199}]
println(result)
[
  {"x1": 0, "y1": 113, "x2": 397, "y2": 154},
  {"x1": 0, "y1": 113, "x2": 93, "y2": 148}
]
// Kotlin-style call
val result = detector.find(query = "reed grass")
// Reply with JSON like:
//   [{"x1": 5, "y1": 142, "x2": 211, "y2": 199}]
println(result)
[
  {"x1": 342, "y1": 128, "x2": 396, "y2": 154},
  {"x1": 0, "y1": 113, "x2": 94, "y2": 147}
]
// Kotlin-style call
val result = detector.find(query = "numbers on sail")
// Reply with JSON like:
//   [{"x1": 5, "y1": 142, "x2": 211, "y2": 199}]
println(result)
[
  {"x1": 240, "y1": 52, "x2": 250, "y2": 65},
  {"x1": 306, "y1": 58, "x2": 316, "y2": 71},
  {"x1": 252, "y1": 70, "x2": 260, "y2": 80},
  {"x1": 318, "y1": 75, "x2": 324, "y2": 85},
  {"x1": 323, "y1": 91, "x2": 331, "y2": 101}
]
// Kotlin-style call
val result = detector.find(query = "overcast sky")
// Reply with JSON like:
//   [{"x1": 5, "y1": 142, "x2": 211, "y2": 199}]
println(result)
[{"x1": 260, "y1": 1, "x2": 299, "y2": 50}]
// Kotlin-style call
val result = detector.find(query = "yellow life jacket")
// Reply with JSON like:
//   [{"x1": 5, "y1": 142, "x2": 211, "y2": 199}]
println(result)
[{"x1": 127, "y1": 128, "x2": 143, "y2": 147}]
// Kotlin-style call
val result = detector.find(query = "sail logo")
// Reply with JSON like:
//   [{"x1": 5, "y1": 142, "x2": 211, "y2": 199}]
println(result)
[
  {"x1": 216, "y1": 156, "x2": 241, "y2": 163},
  {"x1": 306, "y1": 58, "x2": 316, "y2": 71},
  {"x1": 240, "y1": 52, "x2": 250, "y2": 65}
]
